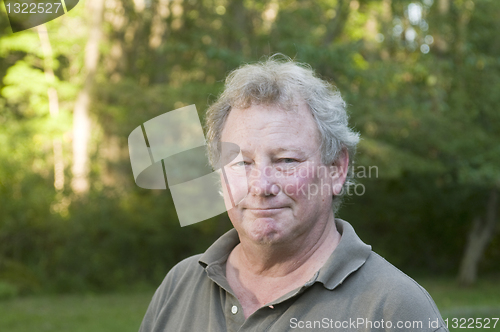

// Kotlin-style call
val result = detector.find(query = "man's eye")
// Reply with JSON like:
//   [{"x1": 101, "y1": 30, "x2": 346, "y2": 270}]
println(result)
[
  {"x1": 232, "y1": 161, "x2": 248, "y2": 167},
  {"x1": 280, "y1": 158, "x2": 298, "y2": 163}
]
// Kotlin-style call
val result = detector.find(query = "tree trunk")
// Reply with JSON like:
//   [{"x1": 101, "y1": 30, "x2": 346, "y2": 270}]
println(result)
[
  {"x1": 438, "y1": 0, "x2": 449, "y2": 15},
  {"x1": 458, "y1": 189, "x2": 498, "y2": 286},
  {"x1": 37, "y1": 25, "x2": 64, "y2": 192},
  {"x1": 322, "y1": 0, "x2": 352, "y2": 47},
  {"x1": 149, "y1": 0, "x2": 170, "y2": 49},
  {"x1": 71, "y1": 0, "x2": 104, "y2": 194}
]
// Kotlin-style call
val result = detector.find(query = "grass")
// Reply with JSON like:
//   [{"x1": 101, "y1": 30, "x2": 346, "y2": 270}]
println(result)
[
  {"x1": 0, "y1": 291, "x2": 154, "y2": 332},
  {"x1": 0, "y1": 277, "x2": 499, "y2": 332},
  {"x1": 417, "y1": 277, "x2": 500, "y2": 331}
]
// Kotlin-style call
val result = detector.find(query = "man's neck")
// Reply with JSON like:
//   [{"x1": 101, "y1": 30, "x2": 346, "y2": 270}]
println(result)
[
  {"x1": 235, "y1": 216, "x2": 340, "y2": 276},
  {"x1": 226, "y1": 217, "x2": 341, "y2": 318}
]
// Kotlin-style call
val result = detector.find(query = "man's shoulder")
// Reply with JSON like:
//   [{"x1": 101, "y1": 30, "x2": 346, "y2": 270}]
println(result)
[
  {"x1": 169, "y1": 254, "x2": 204, "y2": 274},
  {"x1": 356, "y1": 251, "x2": 445, "y2": 324},
  {"x1": 363, "y1": 251, "x2": 431, "y2": 296},
  {"x1": 150, "y1": 254, "x2": 203, "y2": 299},
  {"x1": 143, "y1": 255, "x2": 204, "y2": 311},
  {"x1": 138, "y1": 253, "x2": 215, "y2": 332},
  {"x1": 160, "y1": 254, "x2": 204, "y2": 286},
  {"x1": 150, "y1": 228, "x2": 238, "y2": 305}
]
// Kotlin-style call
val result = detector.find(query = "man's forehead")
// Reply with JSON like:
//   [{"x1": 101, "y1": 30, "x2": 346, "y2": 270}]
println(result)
[
  {"x1": 220, "y1": 102, "x2": 320, "y2": 151},
  {"x1": 224, "y1": 104, "x2": 315, "y2": 131},
  {"x1": 230, "y1": 100, "x2": 307, "y2": 119}
]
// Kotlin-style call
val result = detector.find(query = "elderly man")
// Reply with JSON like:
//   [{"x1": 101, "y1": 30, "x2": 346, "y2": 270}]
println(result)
[{"x1": 139, "y1": 58, "x2": 448, "y2": 332}]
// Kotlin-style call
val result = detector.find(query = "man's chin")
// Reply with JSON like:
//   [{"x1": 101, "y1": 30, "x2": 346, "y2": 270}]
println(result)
[{"x1": 244, "y1": 219, "x2": 287, "y2": 245}]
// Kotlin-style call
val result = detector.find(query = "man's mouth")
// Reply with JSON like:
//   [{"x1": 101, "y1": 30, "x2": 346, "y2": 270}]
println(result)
[{"x1": 245, "y1": 207, "x2": 286, "y2": 215}]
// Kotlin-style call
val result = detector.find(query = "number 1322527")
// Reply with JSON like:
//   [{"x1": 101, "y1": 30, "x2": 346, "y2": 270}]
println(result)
[{"x1": 5, "y1": 2, "x2": 63, "y2": 14}]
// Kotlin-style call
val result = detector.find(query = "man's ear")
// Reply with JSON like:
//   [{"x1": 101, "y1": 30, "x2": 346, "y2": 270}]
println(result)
[{"x1": 330, "y1": 149, "x2": 349, "y2": 196}]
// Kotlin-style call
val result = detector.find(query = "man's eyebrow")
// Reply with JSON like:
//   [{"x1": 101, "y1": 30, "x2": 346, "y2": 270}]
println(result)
[{"x1": 239, "y1": 147, "x2": 306, "y2": 155}]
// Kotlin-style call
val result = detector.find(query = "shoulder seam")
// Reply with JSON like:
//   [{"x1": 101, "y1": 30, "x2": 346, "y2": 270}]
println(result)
[{"x1": 370, "y1": 251, "x2": 444, "y2": 321}]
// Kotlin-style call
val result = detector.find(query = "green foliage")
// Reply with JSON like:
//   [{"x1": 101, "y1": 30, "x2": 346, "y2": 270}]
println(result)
[
  {"x1": 0, "y1": 0, "x2": 499, "y2": 295},
  {"x1": 339, "y1": 174, "x2": 493, "y2": 275}
]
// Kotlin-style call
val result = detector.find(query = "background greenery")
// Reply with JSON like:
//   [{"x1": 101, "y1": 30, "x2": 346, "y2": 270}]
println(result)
[{"x1": 0, "y1": 0, "x2": 499, "y2": 327}]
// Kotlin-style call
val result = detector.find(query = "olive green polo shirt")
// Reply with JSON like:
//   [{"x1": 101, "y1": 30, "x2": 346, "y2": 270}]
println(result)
[{"x1": 139, "y1": 219, "x2": 448, "y2": 331}]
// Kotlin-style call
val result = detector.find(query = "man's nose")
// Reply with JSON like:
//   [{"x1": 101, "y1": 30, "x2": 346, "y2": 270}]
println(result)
[{"x1": 248, "y1": 164, "x2": 280, "y2": 196}]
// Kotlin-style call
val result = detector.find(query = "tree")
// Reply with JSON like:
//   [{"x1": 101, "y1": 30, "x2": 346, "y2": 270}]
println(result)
[
  {"x1": 349, "y1": 0, "x2": 500, "y2": 283},
  {"x1": 71, "y1": 0, "x2": 105, "y2": 194},
  {"x1": 37, "y1": 24, "x2": 64, "y2": 192}
]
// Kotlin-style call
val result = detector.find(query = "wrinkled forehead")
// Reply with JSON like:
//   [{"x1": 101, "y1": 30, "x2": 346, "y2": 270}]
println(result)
[
  {"x1": 222, "y1": 97, "x2": 314, "y2": 131},
  {"x1": 222, "y1": 100, "x2": 314, "y2": 129},
  {"x1": 220, "y1": 102, "x2": 321, "y2": 156}
]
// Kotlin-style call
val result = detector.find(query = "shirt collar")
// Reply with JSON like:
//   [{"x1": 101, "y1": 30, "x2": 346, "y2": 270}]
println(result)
[
  {"x1": 198, "y1": 228, "x2": 240, "y2": 294},
  {"x1": 316, "y1": 218, "x2": 372, "y2": 290},
  {"x1": 199, "y1": 228, "x2": 239, "y2": 269},
  {"x1": 199, "y1": 219, "x2": 372, "y2": 291}
]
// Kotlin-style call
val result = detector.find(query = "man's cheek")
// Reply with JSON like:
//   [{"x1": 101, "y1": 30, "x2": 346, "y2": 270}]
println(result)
[
  {"x1": 282, "y1": 176, "x2": 313, "y2": 197},
  {"x1": 282, "y1": 172, "x2": 332, "y2": 198},
  {"x1": 221, "y1": 169, "x2": 250, "y2": 209}
]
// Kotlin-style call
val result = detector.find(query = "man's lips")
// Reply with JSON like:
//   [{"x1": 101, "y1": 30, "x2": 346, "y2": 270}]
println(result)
[{"x1": 244, "y1": 207, "x2": 286, "y2": 216}]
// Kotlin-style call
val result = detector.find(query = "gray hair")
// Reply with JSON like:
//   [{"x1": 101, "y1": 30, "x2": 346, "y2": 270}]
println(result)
[{"x1": 204, "y1": 55, "x2": 360, "y2": 212}]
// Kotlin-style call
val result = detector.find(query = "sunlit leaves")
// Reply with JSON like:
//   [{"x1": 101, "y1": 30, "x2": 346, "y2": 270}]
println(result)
[
  {"x1": 3, "y1": 61, "x2": 49, "y2": 106},
  {"x1": 0, "y1": 31, "x2": 41, "y2": 57}
]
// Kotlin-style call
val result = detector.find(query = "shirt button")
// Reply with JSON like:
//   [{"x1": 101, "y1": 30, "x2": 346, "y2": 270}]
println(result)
[{"x1": 231, "y1": 305, "x2": 238, "y2": 314}]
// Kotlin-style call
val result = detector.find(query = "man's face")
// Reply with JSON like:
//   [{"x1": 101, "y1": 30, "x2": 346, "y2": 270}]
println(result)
[{"x1": 219, "y1": 103, "x2": 347, "y2": 246}]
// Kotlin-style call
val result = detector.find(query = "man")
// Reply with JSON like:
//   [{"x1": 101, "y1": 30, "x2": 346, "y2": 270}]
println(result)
[{"x1": 139, "y1": 57, "x2": 448, "y2": 331}]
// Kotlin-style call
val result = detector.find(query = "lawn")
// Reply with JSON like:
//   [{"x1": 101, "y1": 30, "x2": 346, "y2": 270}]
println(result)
[
  {"x1": 0, "y1": 291, "x2": 154, "y2": 332},
  {"x1": 418, "y1": 277, "x2": 500, "y2": 331},
  {"x1": 0, "y1": 278, "x2": 499, "y2": 332}
]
